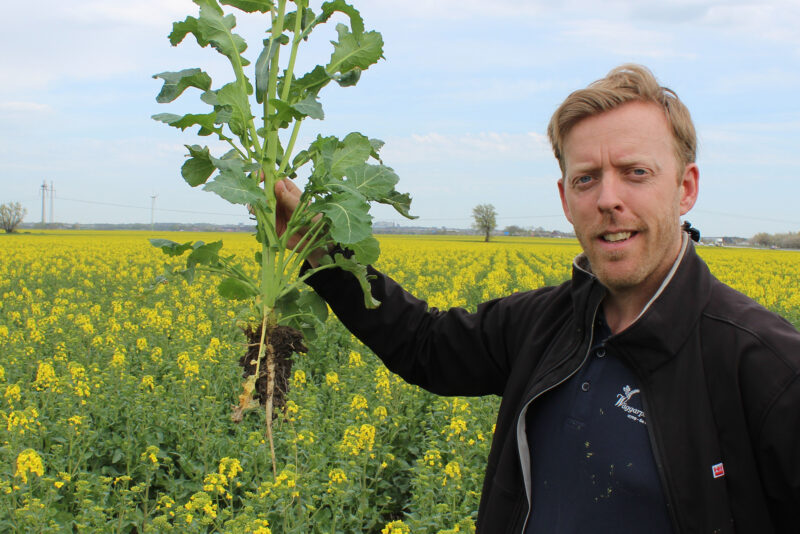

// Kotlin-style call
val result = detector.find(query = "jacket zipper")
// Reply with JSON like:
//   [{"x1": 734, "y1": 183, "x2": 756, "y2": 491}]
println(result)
[
  {"x1": 515, "y1": 304, "x2": 600, "y2": 533},
  {"x1": 638, "y1": 384, "x2": 681, "y2": 532}
]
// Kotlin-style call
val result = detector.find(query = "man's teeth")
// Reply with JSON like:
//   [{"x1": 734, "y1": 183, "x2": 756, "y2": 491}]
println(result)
[{"x1": 602, "y1": 232, "x2": 632, "y2": 242}]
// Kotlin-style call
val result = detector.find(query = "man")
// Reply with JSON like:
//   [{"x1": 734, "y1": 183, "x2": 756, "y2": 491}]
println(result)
[{"x1": 276, "y1": 64, "x2": 800, "y2": 532}]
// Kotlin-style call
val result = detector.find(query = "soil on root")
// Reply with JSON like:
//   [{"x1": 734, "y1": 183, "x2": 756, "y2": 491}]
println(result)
[{"x1": 238, "y1": 324, "x2": 307, "y2": 416}]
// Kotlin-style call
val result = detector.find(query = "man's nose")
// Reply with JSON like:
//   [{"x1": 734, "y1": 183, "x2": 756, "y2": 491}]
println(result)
[{"x1": 596, "y1": 174, "x2": 624, "y2": 213}]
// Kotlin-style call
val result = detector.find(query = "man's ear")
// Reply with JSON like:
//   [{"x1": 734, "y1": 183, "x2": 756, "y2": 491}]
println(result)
[
  {"x1": 558, "y1": 178, "x2": 573, "y2": 224},
  {"x1": 679, "y1": 163, "x2": 699, "y2": 216}
]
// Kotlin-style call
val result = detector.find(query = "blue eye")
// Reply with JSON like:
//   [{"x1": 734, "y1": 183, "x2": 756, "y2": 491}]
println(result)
[{"x1": 577, "y1": 175, "x2": 592, "y2": 184}]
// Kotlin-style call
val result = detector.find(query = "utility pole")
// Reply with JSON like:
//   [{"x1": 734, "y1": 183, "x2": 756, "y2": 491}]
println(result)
[
  {"x1": 150, "y1": 193, "x2": 158, "y2": 231},
  {"x1": 41, "y1": 181, "x2": 47, "y2": 228},
  {"x1": 50, "y1": 181, "x2": 55, "y2": 225}
]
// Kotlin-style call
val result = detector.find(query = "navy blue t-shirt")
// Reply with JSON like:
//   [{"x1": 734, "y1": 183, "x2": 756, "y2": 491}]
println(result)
[{"x1": 524, "y1": 312, "x2": 673, "y2": 533}]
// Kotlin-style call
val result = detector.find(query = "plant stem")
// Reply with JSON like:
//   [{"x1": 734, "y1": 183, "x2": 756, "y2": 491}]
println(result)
[{"x1": 277, "y1": 119, "x2": 303, "y2": 176}]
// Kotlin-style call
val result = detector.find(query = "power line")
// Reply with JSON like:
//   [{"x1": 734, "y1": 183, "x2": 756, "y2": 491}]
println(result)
[
  {"x1": 694, "y1": 209, "x2": 800, "y2": 226},
  {"x1": 55, "y1": 195, "x2": 244, "y2": 218}
]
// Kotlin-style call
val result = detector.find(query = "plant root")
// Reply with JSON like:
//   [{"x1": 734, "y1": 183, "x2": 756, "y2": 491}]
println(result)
[{"x1": 232, "y1": 324, "x2": 306, "y2": 423}]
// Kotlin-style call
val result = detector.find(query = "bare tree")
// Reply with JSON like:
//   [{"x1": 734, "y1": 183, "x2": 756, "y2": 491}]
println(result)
[
  {"x1": 1, "y1": 202, "x2": 27, "y2": 233},
  {"x1": 472, "y1": 204, "x2": 497, "y2": 242}
]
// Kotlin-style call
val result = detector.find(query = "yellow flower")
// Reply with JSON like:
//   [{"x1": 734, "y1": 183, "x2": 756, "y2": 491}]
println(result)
[
  {"x1": 140, "y1": 375, "x2": 155, "y2": 390},
  {"x1": 348, "y1": 350, "x2": 364, "y2": 367},
  {"x1": 381, "y1": 520, "x2": 411, "y2": 534},
  {"x1": 4, "y1": 383, "x2": 21, "y2": 405},
  {"x1": 15, "y1": 449, "x2": 44, "y2": 484},
  {"x1": 325, "y1": 372, "x2": 340, "y2": 391},
  {"x1": 349, "y1": 394, "x2": 368, "y2": 418},
  {"x1": 33, "y1": 362, "x2": 58, "y2": 391},
  {"x1": 141, "y1": 445, "x2": 160, "y2": 465},
  {"x1": 339, "y1": 424, "x2": 376, "y2": 456},
  {"x1": 291, "y1": 369, "x2": 306, "y2": 389}
]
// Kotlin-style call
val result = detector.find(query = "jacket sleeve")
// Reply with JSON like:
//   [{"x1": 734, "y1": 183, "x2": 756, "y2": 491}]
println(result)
[
  {"x1": 757, "y1": 371, "x2": 800, "y2": 530},
  {"x1": 305, "y1": 263, "x2": 519, "y2": 397}
]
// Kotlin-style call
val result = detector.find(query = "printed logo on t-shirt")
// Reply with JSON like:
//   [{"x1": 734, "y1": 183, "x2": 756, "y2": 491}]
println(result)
[{"x1": 614, "y1": 385, "x2": 646, "y2": 425}]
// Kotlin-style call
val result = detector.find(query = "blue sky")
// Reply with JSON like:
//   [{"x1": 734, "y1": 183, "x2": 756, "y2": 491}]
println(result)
[{"x1": 2, "y1": 0, "x2": 800, "y2": 237}]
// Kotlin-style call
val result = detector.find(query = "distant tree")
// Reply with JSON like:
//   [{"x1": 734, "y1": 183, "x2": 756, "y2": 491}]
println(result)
[
  {"x1": 472, "y1": 204, "x2": 497, "y2": 242},
  {"x1": 751, "y1": 232, "x2": 774, "y2": 247},
  {"x1": 0, "y1": 202, "x2": 26, "y2": 233},
  {"x1": 504, "y1": 225, "x2": 526, "y2": 236}
]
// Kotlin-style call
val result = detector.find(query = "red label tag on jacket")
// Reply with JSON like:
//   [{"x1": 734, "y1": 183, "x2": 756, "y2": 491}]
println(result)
[{"x1": 712, "y1": 462, "x2": 725, "y2": 478}]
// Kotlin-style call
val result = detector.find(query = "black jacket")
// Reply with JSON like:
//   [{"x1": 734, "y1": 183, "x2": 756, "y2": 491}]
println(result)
[{"x1": 307, "y1": 239, "x2": 800, "y2": 533}]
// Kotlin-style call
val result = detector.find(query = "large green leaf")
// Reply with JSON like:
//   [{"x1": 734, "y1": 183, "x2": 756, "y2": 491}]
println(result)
[
  {"x1": 218, "y1": 277, "x2": 257, "y2": 300},
  {"x1": 149, "y1": 239, "x2": 194, "y2": 256},
  {"x1": 314, "y1": 193, "x2": 371, "y2": 244},
  {"x1": 329, "y1": 132, "x2": 372, "y2": 178},
  {"x1": 326, "y1": 24, "x2": 383, "y2": 75},
  {"x1": 195, "y1": 0, "x2": 251, "y2": 66},
  {"x1": 342, "y1": 163, "x2": 398, "y2": 199},
  {"x1": 220, "y1": 0, "x2": 273, "y2": 13},
  {"x1": 187, "y1": 240, "x2": 223, "y2": 268},
  {"x1": 203, "y1": 163, "x2": 263, "y2": 206},
  {"x1": 153, "y1": 69, "x2": 212, "y2": 103}
]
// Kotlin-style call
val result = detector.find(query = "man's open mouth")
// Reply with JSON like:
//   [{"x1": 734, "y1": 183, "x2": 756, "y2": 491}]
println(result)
[{"x1": 601, "y1": 231, "x2": 634, "y2": 243}]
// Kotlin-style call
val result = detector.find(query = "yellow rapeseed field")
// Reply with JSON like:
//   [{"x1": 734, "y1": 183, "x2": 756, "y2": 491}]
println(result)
[{"x1": 1, "y1": 230, "x2": 798, "y2": 532}]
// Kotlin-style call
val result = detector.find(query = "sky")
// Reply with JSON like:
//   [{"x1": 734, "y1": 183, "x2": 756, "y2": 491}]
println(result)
[{"x1": 2, "y1": 0, "x2": 800, "y2": 237}]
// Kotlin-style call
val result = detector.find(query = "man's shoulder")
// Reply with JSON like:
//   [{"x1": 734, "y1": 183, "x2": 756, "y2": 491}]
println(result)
[{"x1": 702, "y1": 277, "x2": 800, "y2": 366}]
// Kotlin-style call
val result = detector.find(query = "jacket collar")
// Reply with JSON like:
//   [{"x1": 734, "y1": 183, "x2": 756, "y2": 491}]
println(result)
[{"x1": 570, "y1": 234, "x2": 715, "y2": 375}]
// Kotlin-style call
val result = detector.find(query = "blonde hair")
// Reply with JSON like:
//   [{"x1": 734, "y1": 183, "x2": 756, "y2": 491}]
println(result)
[{"x1": 547, "y1": 64, "x2": 696, "y2": 176}]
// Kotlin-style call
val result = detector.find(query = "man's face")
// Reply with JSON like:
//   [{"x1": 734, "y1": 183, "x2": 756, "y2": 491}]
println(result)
[{"x1": 558, "y1": 101, "x2": 699, "y2": 298}]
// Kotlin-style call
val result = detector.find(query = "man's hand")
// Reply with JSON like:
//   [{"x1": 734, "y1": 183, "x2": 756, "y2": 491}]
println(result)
[{"x1": 274, "y1": 178, "x2": 327, "y2": 267}]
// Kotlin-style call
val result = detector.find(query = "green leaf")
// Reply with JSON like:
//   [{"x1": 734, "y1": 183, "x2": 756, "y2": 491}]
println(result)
[
  {"x1": 203, "y1": 171, "x2": 263, "y2": 204},
  {"x1": 298, "y1": 290, "x2": 329, "y2": 323},
  {"x1": 332, "y1": 68, "x2": 361, "y2": 87},
  {"x1": 195, "y1": 0, "x2": 251, "y2": 66},
  {"x1": 292, "y1": 94, "x2": 324, "y2": 119},
  {"x1": 178, "y1": 266, "x2": 196, "y2": 284},
  {"x1": 187, "y1": 240, "x2": 223, "y2": 268},
  {"x1": 330, "y1": 132, "x2": 372, "y2": 178},
  {"x1": 331, "y1": 252, "x2": 379, "y2": 308},
  {"x1": 379, "y1": 189, "x2": 417, "y2": 219},
  {"x1": 149, "y1": 239, "x2": 194, "y2": 256},
  {"x1": 216, "y1": 82, "x2": 253, "y2": 136},
  {"x1": 181, "y1": 145, "x2": 215, "y2": 187},
  {"x1": 153, "y1": 69, "x2": 212, "y2": 103},
  {"x1": 320, "y1": 0, "x2": 364, "y2": 36},
  {"x1": 255, "y1": 34, "x2": 290, "y2": 104},
  {"x1": 218, "y1": 277, "x2": 257, "y2": 300},
  {"x1": 342, "y1": 163, "x2": 398, "y2": 199},
  {"x1": 284, "y1": 7, "x2": 316, "y2": 35},
  {"x1": 285, "y1": 65, "x2": 331, "y2": 101},
  {"x1": 314, "y1": 193, "x2": 371, "y2": 244},
  {"x1": 348, "y1": 236, "x2": 380, "y2": 264},
  {"x1": 326, "y1": 24, "x2": 383, "y2": 75},
  {"x1": 152, "y1": 112, "x2": 220, "y2": 136},
  {"x1": 169, "y1": 16, "x2": 209, "y2": 46},
  {"x1": 220, "y1": 0, "x2": 273, "y2": 13}
]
